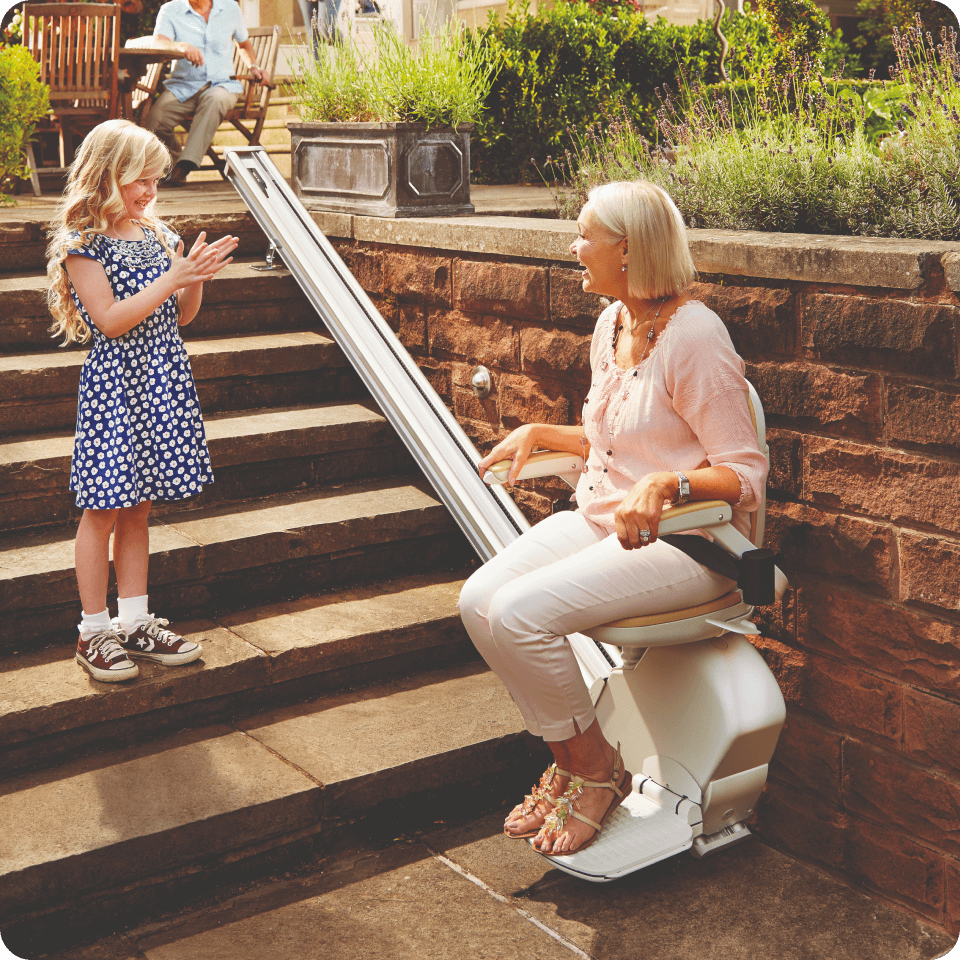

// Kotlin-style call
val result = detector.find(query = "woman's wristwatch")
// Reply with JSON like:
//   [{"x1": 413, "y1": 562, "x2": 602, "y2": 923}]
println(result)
[{"x1": 674, "y1": 471, "x2": 690, "y2": 504}]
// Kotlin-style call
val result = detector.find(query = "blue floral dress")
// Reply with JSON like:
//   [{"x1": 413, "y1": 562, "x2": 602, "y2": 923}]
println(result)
[{"x1": 68, "y1": 225, "x2": 214, "y2": 510}]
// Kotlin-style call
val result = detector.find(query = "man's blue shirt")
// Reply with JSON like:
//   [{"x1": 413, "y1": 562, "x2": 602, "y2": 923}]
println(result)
[{"x1": 154, "y1": 0, "x2": 248, "y2": 101}]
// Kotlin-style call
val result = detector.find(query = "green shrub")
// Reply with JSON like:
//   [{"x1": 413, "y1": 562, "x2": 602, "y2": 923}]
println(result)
[
  {"x1": 554, "y1": 19, "x2": 960, "y2": 240},
  {"x1": 0, "y1": 45, "x2": 48, "y2": 204},
  {"x1": 851, "y1": 0, "x2": 958, "y2": 78},
  {"x1": 470, "y1": 1, "x2": 783, "y2": 184}
]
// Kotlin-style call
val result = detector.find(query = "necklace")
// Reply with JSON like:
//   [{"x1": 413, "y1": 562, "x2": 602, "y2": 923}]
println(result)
[{"x1": 612, "y1": 297, "x2": 667, "y2": 363}]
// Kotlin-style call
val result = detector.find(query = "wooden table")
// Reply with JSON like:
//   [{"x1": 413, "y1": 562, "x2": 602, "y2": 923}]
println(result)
[{"x1": 118, "y1": 47, "x2": 178, "y2": 121}]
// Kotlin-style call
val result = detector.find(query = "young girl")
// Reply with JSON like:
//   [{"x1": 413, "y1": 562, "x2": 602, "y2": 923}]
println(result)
[{"x1": 47, "y1": 119, "x2": 239, "y2": 682}]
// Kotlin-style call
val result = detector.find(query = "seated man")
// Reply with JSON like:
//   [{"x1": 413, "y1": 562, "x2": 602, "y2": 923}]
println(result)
[{"x1": 145, "y1": 0, "x2": 268, "y2": 186}]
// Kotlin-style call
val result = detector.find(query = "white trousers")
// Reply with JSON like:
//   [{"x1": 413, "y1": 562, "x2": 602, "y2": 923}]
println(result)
[{"x1": 459, "y1": 510, "x2": 734, "y2": 742}]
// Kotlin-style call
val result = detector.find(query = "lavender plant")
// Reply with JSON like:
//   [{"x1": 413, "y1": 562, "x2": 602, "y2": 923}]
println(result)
[{"x1": 551, "y1": 18, "x2": 960, "y2": 240}]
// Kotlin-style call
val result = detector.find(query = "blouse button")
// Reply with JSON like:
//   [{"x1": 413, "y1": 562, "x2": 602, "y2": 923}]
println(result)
[
  {"x1": 607, "y1": 450, "x2": 612, "y2": 456},
  {"x1": 603, "y1": 468, "x2": 608, "y2": 473},
  {"x1": 589, "y1": 486, "x2": 594, "y2": 491},
  {"x1": 633, "y1": 371, "x2": 638, "y2": 377}
]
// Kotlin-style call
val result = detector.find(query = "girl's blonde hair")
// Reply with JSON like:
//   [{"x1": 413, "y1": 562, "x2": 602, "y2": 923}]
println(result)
[
  {"x1": 587, "y1": 180, "x2": 696, "y2": 301},
  {"x1": 46, "y1": 119, "x2": 173, "y2": 345}
]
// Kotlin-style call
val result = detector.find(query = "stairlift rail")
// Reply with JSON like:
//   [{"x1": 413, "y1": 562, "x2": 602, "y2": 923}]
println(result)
[{"x1": 222, "y1": 147, "x2": 616, "y2": 683}]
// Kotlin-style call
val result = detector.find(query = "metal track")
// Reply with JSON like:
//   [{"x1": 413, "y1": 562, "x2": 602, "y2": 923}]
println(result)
[{"x1": 223, "y1": 147, "x2": 615, "y2": 682}]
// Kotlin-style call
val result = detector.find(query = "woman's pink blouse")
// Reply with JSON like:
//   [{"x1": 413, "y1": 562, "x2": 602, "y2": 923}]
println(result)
[{"x1": 575, "y1": 300, "x2": 768, "y2": 538}]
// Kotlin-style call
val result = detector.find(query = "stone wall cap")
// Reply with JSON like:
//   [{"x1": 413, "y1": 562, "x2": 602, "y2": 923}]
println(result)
[{"x1": 335, "y1": 216, "x2": 960, "y2": 290}]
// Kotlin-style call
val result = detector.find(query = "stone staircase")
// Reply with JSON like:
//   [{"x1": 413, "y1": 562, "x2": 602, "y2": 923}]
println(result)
[{"x1": 0, "y1": 204, "x2": 541, "y2": 956}]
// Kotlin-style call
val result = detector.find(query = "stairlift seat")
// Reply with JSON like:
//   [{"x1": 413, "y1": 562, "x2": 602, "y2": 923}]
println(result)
[{"x1": 584, "y1": 590, "x2": 751, "y2": 647}]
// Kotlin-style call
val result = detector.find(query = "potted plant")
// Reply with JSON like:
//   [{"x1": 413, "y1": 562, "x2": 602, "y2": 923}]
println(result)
[{"x1": 288, "y1": 21, "x2": 498, "y2": 218}]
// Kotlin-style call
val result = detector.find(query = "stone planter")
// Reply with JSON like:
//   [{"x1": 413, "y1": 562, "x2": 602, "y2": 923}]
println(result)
[{"x1": 287, "y1": 120, "x2": 475, "y2": 218}]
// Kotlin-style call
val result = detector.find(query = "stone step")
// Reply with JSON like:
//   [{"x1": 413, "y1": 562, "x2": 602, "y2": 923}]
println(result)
[
  {"x1": 0, "y1": 569, "x2": 474, "y2": 778},
  {"x1": 0, "y1": 211, "x2": 271, "y2": 276},
  {"x1": 0, "y1": 474, "x2": 471, "y2": 653},
  {"x1": 0, "y1": 327, "x2": 364, "y2": 437},
  {"x1": 0, "y1": 396, "x2": 406, "y2": 531},
  {"x1": 0, "y1": 260, "x2": 317, "y2": 352},
  {"x1": 0, "y1": 660, "x2": 536, "y2": 930}
]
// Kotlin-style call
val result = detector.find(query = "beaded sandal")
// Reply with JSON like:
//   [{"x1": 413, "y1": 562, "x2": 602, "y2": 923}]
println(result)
[
  {"x1": 504, "y1": 762, "x2": 572, "y2": 839},
  {"x1": 533, "y1": 743, "x2": 631, "y2": 856}
]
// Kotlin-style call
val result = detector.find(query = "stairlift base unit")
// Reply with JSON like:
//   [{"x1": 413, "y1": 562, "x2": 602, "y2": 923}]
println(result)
[{"x1": 533, "y1": 632, "x2": 785, "y2": 882}]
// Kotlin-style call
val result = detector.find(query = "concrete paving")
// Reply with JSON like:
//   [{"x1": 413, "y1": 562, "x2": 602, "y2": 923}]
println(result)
[
  {"x1": 0, "y1": 181, "x2": 561, "y2": 223},
  {"x1": 33, "y1": 811, "x2": 957, "y2": 960}
]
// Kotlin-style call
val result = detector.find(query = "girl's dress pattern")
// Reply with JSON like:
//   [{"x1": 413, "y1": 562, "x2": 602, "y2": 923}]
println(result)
[{"x1": 68, "y1": 226, "x2": 214, "y2": 509}]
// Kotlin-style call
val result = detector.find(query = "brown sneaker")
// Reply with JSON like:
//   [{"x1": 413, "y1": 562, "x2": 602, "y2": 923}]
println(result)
[
  {"x1": 117, "y1": 616, "x2": 203, "y2": 665},
  {"x1": 76, "y1": 630, "x2": 139, "y2": 682}
]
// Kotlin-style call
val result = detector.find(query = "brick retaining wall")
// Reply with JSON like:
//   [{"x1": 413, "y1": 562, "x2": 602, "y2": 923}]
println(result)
[{"x1": 319, "y1": 213, "x2": 960, "y2": 934}]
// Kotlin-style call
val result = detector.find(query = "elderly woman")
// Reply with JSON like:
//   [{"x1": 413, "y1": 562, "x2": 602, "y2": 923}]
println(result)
[{"x1": 459, "y1": 181, "x2": 768, "y2": 857}]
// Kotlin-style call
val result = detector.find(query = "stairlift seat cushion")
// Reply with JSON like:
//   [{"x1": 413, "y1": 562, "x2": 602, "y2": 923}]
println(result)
[{"x1": 594, "y1": 590, "x2": 743, "y2": 629}]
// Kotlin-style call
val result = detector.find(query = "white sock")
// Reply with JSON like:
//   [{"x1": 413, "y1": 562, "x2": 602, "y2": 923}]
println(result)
[
  {"x1": 117, "y1": 595, "x2": 150, "y2": 635},
  {"x1": 78, "y1": 608, "x2": 113, "y2": 643}
]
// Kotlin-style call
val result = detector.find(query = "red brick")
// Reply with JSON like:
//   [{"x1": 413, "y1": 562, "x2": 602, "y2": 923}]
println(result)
[
  {"x1": 453, "y1": 384, "x2": 497, "y2": 425},
  {"x1": 690, "y1": 282, "x2": 796, "y2": 357},
  {"x1": 755, "y1": 634, "x2": 902, "y2": 742},
  {"x1": 429, "y1": 311, "x2": 518, "y2": 372},
  {"x1": 844, "y1": 816, "x2": 946, "y2": 919},
  {"x1": 511, "y1": 486, "x2": 553, "y2": 525},
  {"x1": 339, "y1": 246, "x2": 384, "y2": 295},
  {"x1": 766, "y1": 428, "x2": 803, "y2": 498},
  {"x1": 769, "y1": 712, "x2": 843, "y2": 803},
  {"x1": 383, "y1": 252, "x2": 452, "y2": 306},
  {"x1": 799, "y1": 584, "x2": 960, "y2": 696},
  {"x1": 750, "y1": 778, "x2": 849, "y2": 873},
  {"x1": 455, "y1": 260, "x2": 548, "y2": 321},
  {"x1": 752, "y1": 586, "x2": 795, "y2": 646},
  {"x1": 418, "y1": 360, "x2": 451, "y2": 404},
  {"x1": 748, "y1": 360, "x2": 883, "y2": 440},
  {"x1": 549, "y1": 267, "x2": 609, "y2": 330},
  {"x1": 899, "y1": 533, "x2": 960, "y2": 612},
  {"x1": 520, "y1": 324, "x2": 591, "y2": 383},
  {"x1": 804, "y1": 436, "x2": 960, "y2": 535},
  {"x1": 497, "y1": 374, "x2": 573, "y2": 427},
  {"x1": 905, "y1": 690, "x2": 960, "y2": 779},
  {"x1": 753, "y1": 779, "x2": 946, "y2": 919},
  {"x1": 395, "y1": 304, "x2": 428, "y2": 355},
  {"x1": 843, "y1": 740, "x2": 960, "y2": 855},
  {"x1": 947, "y1": 857, "x2": 960, "y2": 936},
  {"x1": 887, "y1": 380, "x2": 960, "y2": 456},
  {"x1": 802, "y1": 293, "x2": 958, "y2": 378},
  {"x1": 764, "y1": 501, "x2": 892, "y2": 596}
]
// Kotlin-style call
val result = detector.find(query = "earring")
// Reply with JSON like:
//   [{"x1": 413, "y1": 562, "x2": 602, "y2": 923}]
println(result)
[{"x1": 621, "y1": 263, "x2": 627, "y2": 272}]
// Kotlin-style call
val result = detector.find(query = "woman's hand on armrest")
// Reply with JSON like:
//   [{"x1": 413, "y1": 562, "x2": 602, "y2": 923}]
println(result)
[
  {"x1": 615, "y1": 466, "x2": 741, "y2": 550},
  {"x1": 478, "y1": 424, "x2": 587, "y2": 486}
]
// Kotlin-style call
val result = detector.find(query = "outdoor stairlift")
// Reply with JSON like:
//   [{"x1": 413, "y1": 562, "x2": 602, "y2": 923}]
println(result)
[
  {"x1": 222, "y1": 148, "x2": 787, "y2": 882},
  {"x1": 484, "y1": 383, "x2": 789, "y2": 882}
]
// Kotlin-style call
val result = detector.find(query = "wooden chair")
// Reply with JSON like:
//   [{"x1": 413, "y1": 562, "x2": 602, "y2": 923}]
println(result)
[
  {"x1": 130, "y1": 59, "x2": 167, "y2": 126},
  {"x1": 199, "y1": 25, "x2": 281, "y2": 179},
  {"x1": 21, "y1": 3, "x2": 121, "y2": 190}
]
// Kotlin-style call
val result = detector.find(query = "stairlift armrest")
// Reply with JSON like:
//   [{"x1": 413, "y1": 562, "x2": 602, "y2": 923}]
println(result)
[
  {"x1": 658, "y1": 501, "x2": 733, "y2": 535},
  {"x1": 482, "y1": 451, "x2": 585, "y2": 488}
]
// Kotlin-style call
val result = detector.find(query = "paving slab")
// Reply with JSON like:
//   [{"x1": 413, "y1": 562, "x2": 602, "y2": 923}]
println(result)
[
  {"x1": 430, "y1": 811, "x2": 957, "y2": 960},
  {"x1": 238, "y1": 662, "x2": 531, "y2": 819},
  {"x1": 0, "y1": 725, "x2": 320, "y2": 920},
  {"x1": 129, "y1": 842, "x2": 574, "y2": 960},
  {"x1": 221, "y1": 570, "x2": 469, "y2": 684}
]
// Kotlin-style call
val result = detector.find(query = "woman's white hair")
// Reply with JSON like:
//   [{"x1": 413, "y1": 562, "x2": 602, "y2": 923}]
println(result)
[{"x1": 587, "y1": 180, "x2": 696, "y2": 301}]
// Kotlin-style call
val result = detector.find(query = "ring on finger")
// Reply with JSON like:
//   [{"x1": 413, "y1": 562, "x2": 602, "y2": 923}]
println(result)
[{"x1": 640, "y1": 528, "x2": 651, "y2": 543}]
